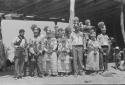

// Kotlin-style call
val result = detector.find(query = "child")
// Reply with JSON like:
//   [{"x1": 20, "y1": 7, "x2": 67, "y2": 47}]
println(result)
[{"x1": 113, "y1": 46, "x2": 121, "y2": 69}]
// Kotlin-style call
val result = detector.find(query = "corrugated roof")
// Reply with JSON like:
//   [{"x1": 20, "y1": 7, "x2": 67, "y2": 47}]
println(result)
[{"x1": 0, "y1": 0, "x2": 123, "y2": 21}]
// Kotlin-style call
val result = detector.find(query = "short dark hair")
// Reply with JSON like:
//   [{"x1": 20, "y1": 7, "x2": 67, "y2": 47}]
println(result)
[{"x1": 19, "y1": 29, "x2": 25, "y2": 33}]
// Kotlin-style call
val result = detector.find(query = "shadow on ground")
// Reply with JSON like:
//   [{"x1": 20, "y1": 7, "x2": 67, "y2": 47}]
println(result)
[{"x1": 0, "y1": 70, "x2": 14, "y2": 77}]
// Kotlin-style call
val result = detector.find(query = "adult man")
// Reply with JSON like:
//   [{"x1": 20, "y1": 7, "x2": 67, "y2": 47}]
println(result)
[
  {"x1": 97, "y1": 22, "x2": 110, "y2": 71},
  {"x1": 71, "y1": 17, "x2": 84, "y2": 76},
  {"x1": 12, "y1": 29, "x2": 27, "y2": 79},
  {"x1": 29, "y1": 26, "x2": 45, "y2": 77}
]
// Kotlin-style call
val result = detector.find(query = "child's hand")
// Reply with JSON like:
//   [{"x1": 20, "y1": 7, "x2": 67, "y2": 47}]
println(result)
[{"x1": 113, "y1": 53, "x2": 115, "y2": 56}]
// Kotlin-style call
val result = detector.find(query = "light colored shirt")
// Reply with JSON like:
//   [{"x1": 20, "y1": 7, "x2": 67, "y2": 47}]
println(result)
[
  {"x1": 87, "y1": 39, "x2": 101, "y2": 50},
  {"x1": 12, "y1": 36, "x2": 28, "y2": 61},
  {"x1": 97, "y1": 34, "x2": 109, "y2": 46},
  {"x1": 71, "y1": 31, "x2": 83, "y2": 46},
  {"x1": 12, "y1": 36, "x2": 27, "y2": 49}
]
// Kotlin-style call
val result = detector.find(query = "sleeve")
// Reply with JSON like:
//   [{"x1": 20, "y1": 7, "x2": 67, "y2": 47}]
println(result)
[
  {"x1": 98, "y1": 41, "x2": 102, "y2": 49},
  {"x1": 20, "y1": 38, "x2": 28, "y2": 48},
  {"x1": 87, "y1": 40, "x2": 90, "y2": 48},
  {"x1": 97, "y1": 35, "x2": 100, "y2": 42},
  {"x1": 107, "y1": 35, "x2": 111, "y2": 53},
  {"x1": 97, "y1": 35, "x2": 102, "y2": 46},
  {"x1": 43, "y1": 39, "x2": 48, "y2": 52},
  {"x1": 25, "y1": 38, "x2": 28, "y2": 48},
  {"x1": 106, "y1": 35, "x2": 110, "y2": 43},
  {"x1": 29, "y1": 48, "x2": 35, "y2": 54},
  {"x1": 107, "y1": 35, "x2": 110, "y2": 40},
  {"x1": 69, "y1": 39, "x2": 72, "y2": 50},
  {"x1": 38, "y1": 37, "x2": 44, "y2": 54},
  {"x1": 58, "y1": 43, "x2": 62, "y2": 52},
  {"x1": 12, "y1": 37, "x2": 19, "y2": 48},
  {"x1": 29, "y1": 39, "x2": 35, "y2": 54},
  {"x1": 69, "y1": 36, "x2": 73, "y2": 50},
  {"x1": 70, "y1": 33, "x2": 74, "y2": 42},
  {"x1": 80, "y1": 32, "x2": 83, "y2": 37},
  {"x1": 53, "y1": 38, "x2": 57, "y2": 50},
  {"x1": 38, "y1": 42, "x2": 42, "y2": 54},
  {"x1": 24, "y1": 39, "x2": 28, "y2": 62},
  {"x1": 83, "y1": 34, "x2": 87, "y2": 49},
  {"x1": 119, "y1": 53, "x2": 122, "y2": 57},
  {"x1": 87, "y1": 40, "x2": 93, "y2": 49},
  {"x1": 66, "y1": 41, "x2": 71, "y2": 53}
]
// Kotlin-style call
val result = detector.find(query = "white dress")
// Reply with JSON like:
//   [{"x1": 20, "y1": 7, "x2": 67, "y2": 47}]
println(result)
[
  {"x1": 86, "y1": 39, "x2": 100, "y2": 71},
  {"x1": 57, "y1": 38, "x2": 72, "y2": 73},
  {"x1": 43, "y1": 37, "x2": 58, "y2": 75}
]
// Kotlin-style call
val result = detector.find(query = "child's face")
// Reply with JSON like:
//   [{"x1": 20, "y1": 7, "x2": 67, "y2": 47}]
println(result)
[
  {"x1": 20, "y1": 32, "x2": 25, "y2": 36},
  {"x1": 90, "y1": 29, "x2": 94, "y2": 34},
  {"x1": 115, "y1": 49, "x2": 120, "y2": 53},
  {"x1": 33, "y1": 30, "x2": 39, "y2": 37},
  {"x1": 91, "y1": 36, "x2": 96, "y2": 40}
]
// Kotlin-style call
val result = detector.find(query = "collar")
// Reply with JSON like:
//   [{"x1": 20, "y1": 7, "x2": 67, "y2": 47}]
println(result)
[{"x1": 18, "y1": 35, "x2": 24, "y2": 39}]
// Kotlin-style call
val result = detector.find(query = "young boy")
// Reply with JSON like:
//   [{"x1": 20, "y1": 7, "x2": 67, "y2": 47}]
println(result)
[
  {"x1": 12, "y1": 29, "x2": 27, "y2": 79},
  {"x1": 113, "y1": 46, "x2": 121, "y2": 69},
  {"x1": 97, "y1": 22, "x2": 110, "y2": 71}
]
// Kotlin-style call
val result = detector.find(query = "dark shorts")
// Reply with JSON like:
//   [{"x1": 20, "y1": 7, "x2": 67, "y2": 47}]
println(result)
[
  {"x1": 101, "y1": 45, "x2": 109, "y2": 48},
  {"x1": 14, "y1": 48, "x2": 25, "y2": 60}
]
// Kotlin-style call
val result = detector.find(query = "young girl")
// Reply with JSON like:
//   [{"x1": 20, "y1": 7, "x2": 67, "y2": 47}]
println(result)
[
  {"x1": 43, "y1": 27, "x2": 58, "y2": 76},
  {"x1": 57, "y1": 28, "x2": 72, "y2": 76},
  {"x1": 86, "y1": 32, "x2": 101, "y2": 74}
]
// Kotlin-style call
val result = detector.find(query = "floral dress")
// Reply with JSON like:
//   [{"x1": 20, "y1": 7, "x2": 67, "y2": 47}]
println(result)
[
  {"x1": 43, "y1": 37, "x2": 58, "y2": 75},
  {"x1": 86, "y1": 39, "x2": 101, "y2": 71},
  {"x1": 57, "y1": 37, "x2": 72, "y2": 73}
]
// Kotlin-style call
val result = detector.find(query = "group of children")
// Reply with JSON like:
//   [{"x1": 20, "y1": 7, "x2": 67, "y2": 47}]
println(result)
[{"x1": 12, "y1": 17, "x2": 123, "y2": 79}]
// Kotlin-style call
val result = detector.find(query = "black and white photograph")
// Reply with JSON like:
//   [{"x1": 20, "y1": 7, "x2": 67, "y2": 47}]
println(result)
[{"x1": 0, "y1": 0, "x2": 125, "y2": 84}]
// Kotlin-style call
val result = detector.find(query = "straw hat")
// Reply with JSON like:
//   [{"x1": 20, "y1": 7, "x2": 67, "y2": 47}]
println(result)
[
  {"x1": 115, "y1": 46, "x2": 120, "y2": 50},
  {"x1": 31, "y1": 24, "x2": 41, "y2": 32}
]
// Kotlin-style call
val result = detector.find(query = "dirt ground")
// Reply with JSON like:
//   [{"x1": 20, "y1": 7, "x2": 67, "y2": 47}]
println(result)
[{"x1": 0, "y1": 63, "x2": 125, "y2": 85}]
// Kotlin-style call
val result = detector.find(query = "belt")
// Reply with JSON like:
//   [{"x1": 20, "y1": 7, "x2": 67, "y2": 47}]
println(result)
[
  {"x1": 101, "y1": 45, "x2": 109, "y2": 48},
  {"x1": 73, "y1": 45, "x2": 83, "y2": 47}
]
